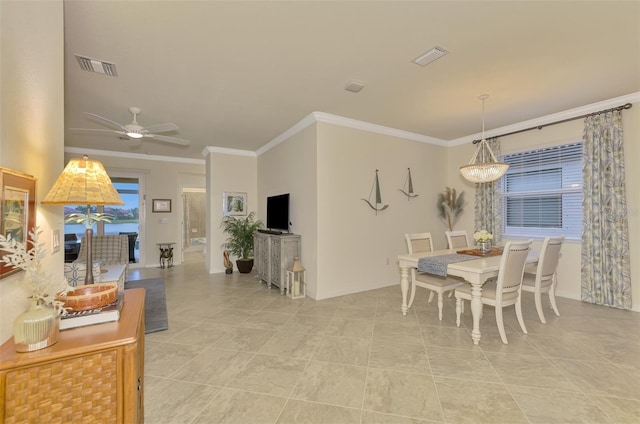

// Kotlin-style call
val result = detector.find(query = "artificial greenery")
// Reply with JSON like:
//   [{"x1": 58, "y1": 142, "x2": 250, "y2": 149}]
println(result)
[
  {"x1": 220, "y1": 211, "x2": 263, "y2": 260},
  {"x1": 0, "y1": 227, "x2": 73, "y2": 314},
  {"x1": 437, "y1": 187, "x2": 465, "y2": 231},
  {"x1": 65, "y1": 212, "x2": 114, "y2": 228}
]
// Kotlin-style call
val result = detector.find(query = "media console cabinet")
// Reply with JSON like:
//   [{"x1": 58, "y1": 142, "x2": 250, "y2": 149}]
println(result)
[
  {"x1": 0, "y1": 288, "x2": 145, "y2": 423},
  {"x1": 254, "y1": 232, "x2": 301, "y2": 294}
]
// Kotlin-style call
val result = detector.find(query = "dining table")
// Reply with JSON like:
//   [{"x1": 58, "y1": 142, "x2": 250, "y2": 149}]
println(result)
[{"x1": 397, "y1": 248, "x2": 538, "y2": 345}]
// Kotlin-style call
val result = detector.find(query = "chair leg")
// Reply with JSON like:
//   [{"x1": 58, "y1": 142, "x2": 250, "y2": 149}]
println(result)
[
  {"x1": 437, "y1": 291, "x2": 444, "y2": 320},
  {"x1": 428, "y1": 290, "x2": 435, "y2": 303},
  {"x1": 455, "y1": 298, "x2": 462, "y2": 327},
  {"x1": 516, "y1": 297, "x2": 528, "y2": 334},
  {"x1": 549, "y1": 276, "x2": 561, "y2": 317},
  {"x1": 408, "y1": 281, "x2": 417, "y2": 308},
  {"x1": 534, "y1": 291, "x2": 546, "y2": 324},
  {"x1": 495, "y1": 307, "x2": 508, "y2": 344}
]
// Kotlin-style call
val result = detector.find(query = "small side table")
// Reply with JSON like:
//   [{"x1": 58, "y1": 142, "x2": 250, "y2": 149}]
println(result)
[{"x1": 157, "y1": 242, "x2": 175, "y2": 268}]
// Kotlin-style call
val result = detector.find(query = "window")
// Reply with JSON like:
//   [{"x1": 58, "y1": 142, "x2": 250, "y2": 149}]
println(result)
[{"x1": 499, "y1": 142, "x2": 582, "y2": 240}]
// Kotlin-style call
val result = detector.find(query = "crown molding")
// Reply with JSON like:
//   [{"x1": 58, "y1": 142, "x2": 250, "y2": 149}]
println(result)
[
  {"x1": 255, "y1": 113, "x2": 317, "y2": 156},
  {"x1": 64, "y1": 146, "x2": 206, "y2": 165},
  {"x1": 448, "y1": 92, "x2": 640, "y2": 146},
  {"x1": 312, "y1": 112, "x2": 448, "y2": 146},
  {"x1": 81, "y1": 92, "x2": 639, "y2": 160},
  {"x1": 201, "y1": 146, "x2": 256, "y2": 158},
  {"x1": 255, "y1": 111, "x2": 448, "y2": 156}
]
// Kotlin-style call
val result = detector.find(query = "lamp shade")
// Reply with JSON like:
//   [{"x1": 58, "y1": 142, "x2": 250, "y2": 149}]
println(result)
[
  {"x1": 459, "y1": 139, "x2": 509, "y2": 183},
  {"x1": 459, "y1": 94, "x2": 509, "y2": 184},
  {"x1": 41, "y1": 155, "x2": 124, "y2": 206},
  {"x1": 460, "y1": 161, "x2": 509, "y2": 183}
]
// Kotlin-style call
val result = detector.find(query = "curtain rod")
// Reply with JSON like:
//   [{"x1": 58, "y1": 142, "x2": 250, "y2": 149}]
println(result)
[{"x1": 472, "y1": 102, "x2": 633, "y2": 144}]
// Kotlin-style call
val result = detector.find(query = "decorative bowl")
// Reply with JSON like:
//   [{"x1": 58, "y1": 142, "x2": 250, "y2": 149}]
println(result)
[{"x1": 55, "y1": 283, "x2": 118, "y2": 312}]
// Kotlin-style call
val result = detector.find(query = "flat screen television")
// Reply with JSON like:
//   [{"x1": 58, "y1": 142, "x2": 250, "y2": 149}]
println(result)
[{"x1": 266, "y1": 193, "x2": 289, "y2": 232}]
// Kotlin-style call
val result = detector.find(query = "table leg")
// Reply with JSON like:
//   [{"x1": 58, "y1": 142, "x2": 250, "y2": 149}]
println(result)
[
  {"x1": 469, "y1": 281, "x2": 483, "y2": 345},
  {"x1": 400, "y1": 266, "x2": 409, "y2": 316}
]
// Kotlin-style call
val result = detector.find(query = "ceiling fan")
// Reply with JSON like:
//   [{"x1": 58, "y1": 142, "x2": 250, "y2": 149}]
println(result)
[{"x1": 70, "y1": 106, "x2": 191, "y2": 145}]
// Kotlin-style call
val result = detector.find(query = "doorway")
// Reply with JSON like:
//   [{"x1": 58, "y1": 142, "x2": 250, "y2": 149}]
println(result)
[
  {"x1": 65, "y1": 172, "x2": 146, "y2": 267},
  {"x1": 182, "y1": 189, "x2": 206, "y2": 253}
]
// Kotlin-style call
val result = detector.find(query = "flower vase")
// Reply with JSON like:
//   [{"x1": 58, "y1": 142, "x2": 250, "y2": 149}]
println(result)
[
  {"x1": 13, "y1": 298, "x2": 60, "y2": 352},
  {"x1": 477, "y1": 240, "x2": 492, "y2": 254}
]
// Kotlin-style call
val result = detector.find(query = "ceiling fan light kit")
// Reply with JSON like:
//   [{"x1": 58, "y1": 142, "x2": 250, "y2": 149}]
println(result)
[
  {"x1": 71, "y1": 106, "x2": 191, "y2": 146},
  {"x1": 460, "y1": 94, "x2": 509, "y2": 183}
]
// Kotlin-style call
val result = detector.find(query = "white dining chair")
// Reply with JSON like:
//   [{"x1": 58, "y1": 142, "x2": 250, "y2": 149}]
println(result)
[
  {"x1": 519, "y1": 236, "x2": 564, "y2": 323},
  {"x1": 445, "y1": 230, "x2": 470, "y2": 249},
  {"x1": 454, "y1": 239, "x2": 532, "y2": 344},
  {"x1": 405, "y1": 232, "x2": 464, "y2": 320}
]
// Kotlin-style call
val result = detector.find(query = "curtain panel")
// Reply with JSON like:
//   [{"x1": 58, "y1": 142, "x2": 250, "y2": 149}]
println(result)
[
  {"x1": 474, "y1": 137, "x2": 503, "y2": 244},
  {"x1": 581, "y1": 110, "x2": 631, "y2": 309}
]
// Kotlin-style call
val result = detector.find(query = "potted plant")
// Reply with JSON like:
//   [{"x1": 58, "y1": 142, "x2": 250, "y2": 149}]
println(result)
[{"x1": 221, "y1": 211, "x2": 263, "y2": 273}]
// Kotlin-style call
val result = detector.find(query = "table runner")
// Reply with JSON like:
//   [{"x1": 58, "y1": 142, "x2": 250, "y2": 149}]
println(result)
[{"x1": 417, "y1": 253, "x2": 479, "y2": 277}]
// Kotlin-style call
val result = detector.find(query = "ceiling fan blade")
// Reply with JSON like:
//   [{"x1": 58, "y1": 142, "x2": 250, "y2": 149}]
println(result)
[
  {"x1": 69, "y1": 128, "x2": 124, "y2": 135},
  {"x1": 146, "y1": 134, "x2": 191, "y2": 146},
  {"x1": 144, "y1": 123, "x2": 179, "y2": 134},
  {"x1": 84, "y1": 112, "x2": 127, "y2": 131}
]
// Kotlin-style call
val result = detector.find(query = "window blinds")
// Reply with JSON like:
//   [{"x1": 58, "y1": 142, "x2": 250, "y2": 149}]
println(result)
[{"x1": 500, "y1": 142, "x2": 582, "y2": 239}]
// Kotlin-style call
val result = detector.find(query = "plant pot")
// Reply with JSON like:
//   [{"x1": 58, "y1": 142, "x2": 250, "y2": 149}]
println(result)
[{"x1": 236, "y1": 259, "x2": 254, "y2": 274}]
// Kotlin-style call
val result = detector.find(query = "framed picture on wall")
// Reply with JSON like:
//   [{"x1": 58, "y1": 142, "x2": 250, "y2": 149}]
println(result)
[
  {"x1": 1, "y1": 167, "x2": 36, "y2": 279},
  {"x1": 152, "y1": 199, "x2": 172, "y2": 213},
  {"x1": 222, "y1": 192, "x2": 247, "y2": 216}
]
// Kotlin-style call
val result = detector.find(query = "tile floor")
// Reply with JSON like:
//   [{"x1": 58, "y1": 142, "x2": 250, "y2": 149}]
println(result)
[{"x1": 134, "y1": 253, "x2": 640, "y2": 423}]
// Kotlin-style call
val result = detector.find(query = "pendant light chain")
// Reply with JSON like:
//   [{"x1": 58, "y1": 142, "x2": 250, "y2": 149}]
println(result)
[{"x1": 459, "y1": 94, "x2": 510, "y2": 183}]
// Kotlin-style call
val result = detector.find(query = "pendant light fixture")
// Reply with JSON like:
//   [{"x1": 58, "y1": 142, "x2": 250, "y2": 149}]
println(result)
[{"x1": 459, "y1": 94, "x2": 509, "y2": 183}]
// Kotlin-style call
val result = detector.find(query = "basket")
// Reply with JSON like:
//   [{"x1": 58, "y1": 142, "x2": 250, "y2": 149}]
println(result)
[{"x1": 56, "y1": 283, "x2": 118, "y2": 312}]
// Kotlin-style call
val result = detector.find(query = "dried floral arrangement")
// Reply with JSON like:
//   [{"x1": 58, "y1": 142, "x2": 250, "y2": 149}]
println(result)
[
  {"x1": 437, "y1": 187, "x2": 465, "y2": 231},
  {"x1": 0, "y1": 227, "x2": 73, "y2": 314}
]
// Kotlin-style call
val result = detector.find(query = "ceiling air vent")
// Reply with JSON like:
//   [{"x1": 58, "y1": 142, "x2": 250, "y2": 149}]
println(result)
[
  {"x1": 75, "y1": 54, "x2": 118, "y2": 77},
  {"x1": 411, "y1": 46, "x2": 448, "y2": 66},
  {"x1": 344, "y1": 80, "x2": 365, "y2": 93}
]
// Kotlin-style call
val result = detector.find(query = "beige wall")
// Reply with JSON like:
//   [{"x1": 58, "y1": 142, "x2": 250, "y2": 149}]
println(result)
[
  {"x1": 315, "y1": 123, "x2": 451, "y2": 299},
  {"x1": 0, "y1": 0, "x2": 64, "y2": 343},
  {"x1": 257, "y1": 124, "x2": 318, "y2": 294},
  {"x1": 206, "y1": 152, "x2": 257, "y2": 273},
  {"x1": 257, "y1": 121, "x2": 453, "y2": 299},
  {"x1": 448, "y1": 107, "x2": 640, "y2": 311}
]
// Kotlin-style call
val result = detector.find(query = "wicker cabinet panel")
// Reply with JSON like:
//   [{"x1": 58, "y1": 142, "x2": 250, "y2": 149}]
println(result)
[
  {"x1": 0, "y1": 289, "x2": 146, "y2": 424},
  {"x1": 254, "y1": 233, "x2": 301, "y2": 295},
  {"x1": 4, "y1": 351, "x2": 118, "y2": 423}
]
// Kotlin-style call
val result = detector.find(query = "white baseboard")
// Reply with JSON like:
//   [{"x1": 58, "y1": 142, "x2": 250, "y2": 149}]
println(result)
[{"x1": 313, "y1": 280, "x2": 396, "y2": 301}]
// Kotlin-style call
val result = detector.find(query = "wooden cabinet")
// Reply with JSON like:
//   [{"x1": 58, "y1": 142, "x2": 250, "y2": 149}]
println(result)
[
  {"x1": 0, "y1": 288, "x2": 146, "y2": 423},
  {"x1": 254, "y1": 232, "x2": 301, "y2": 294}
]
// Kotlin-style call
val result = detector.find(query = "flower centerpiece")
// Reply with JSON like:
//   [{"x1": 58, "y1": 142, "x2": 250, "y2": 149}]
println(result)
[
  {"x1": 0, "y1": 227, "x2": 73, "y2": 351},
  {"x1": 473, "y1": 230, "x2": 493, "y2": 254}
]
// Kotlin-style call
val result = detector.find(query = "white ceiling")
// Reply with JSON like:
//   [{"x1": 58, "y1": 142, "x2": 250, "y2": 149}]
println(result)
[{"x1": 63, "y1": 1, "x2": 640, "y2": 160}]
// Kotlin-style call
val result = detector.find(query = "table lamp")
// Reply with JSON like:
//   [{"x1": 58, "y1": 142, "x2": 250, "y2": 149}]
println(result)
[{"x1": 42, "y1": 155, "x2": 124, "y2": 284}]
